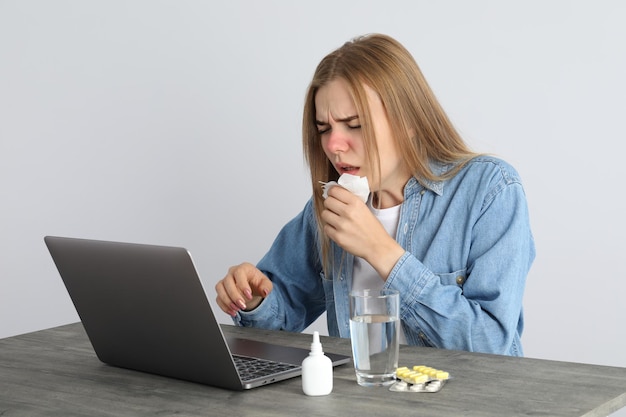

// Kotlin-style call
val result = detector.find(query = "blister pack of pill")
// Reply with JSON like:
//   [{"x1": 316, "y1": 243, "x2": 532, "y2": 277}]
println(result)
[{"x1": 389, "y1": 365, "x2": 451, "y2": 393}]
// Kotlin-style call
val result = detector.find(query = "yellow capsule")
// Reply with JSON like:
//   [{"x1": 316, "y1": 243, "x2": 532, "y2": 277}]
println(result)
[
  {"x1": 436, "y1": 371, "x2": 450, "y2": 380},
  {"x1": 408, "y1": 365, "x2": 450, "y2": 381},
  {"x1": 410, "y1": 374, "x2": 429, "y2": 384}
]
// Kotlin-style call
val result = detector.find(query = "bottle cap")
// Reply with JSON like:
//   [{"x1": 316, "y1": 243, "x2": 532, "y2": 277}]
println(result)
[{"x1": 310, "y1": 331, "x2": 323, "y2": 354}]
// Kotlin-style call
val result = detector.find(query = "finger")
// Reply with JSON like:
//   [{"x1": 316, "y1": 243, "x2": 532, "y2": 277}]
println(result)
[
  {"x1": 327, "y1": 185, "x2": 359, "y2": 204},
  {"x1": 215, "y1": 280, "x2": 240, "y2": 316},
  {"x1": 324, "y1": 192, "x2": 356, "y2": 221},
  {"x1": 243, "y1": 267, "x2": 273, "y2": 298},
  {"x1": 251, "y1": 272, "x2": 273, "y2": 298},
  {"x1": 226, "y1": 267, "x2": 252, "y2": 309}
]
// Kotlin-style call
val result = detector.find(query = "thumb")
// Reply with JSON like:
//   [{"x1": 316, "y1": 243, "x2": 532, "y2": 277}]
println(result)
[{"x1": 250, "y1": 270, "x2": 273, "y2": 298}]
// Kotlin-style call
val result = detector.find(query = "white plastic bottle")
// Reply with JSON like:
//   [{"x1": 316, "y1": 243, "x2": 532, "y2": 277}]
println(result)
[{"x1": 301, "y1": 331, "x2": 333, "y2": 396}]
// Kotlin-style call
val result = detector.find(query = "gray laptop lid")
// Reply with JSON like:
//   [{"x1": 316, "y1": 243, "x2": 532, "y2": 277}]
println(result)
[{"x1": 44, "y1": 236, "x2": 349, "y2": 390}]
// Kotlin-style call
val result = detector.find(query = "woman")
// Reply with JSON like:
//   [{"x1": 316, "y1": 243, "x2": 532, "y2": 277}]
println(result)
[{"x1": 215, "y1": 33, "x2": 535, "y2": 356}]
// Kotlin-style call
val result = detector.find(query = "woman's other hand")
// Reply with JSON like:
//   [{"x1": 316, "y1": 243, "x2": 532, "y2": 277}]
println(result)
[{"x1": 215, "y1": 262, "x2": 273, "y2": 316}]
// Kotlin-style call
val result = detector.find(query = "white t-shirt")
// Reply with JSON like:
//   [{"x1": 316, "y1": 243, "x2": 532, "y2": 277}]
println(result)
[{"x1": 352, "y1": 198, "x2": 407, "y2": 344}]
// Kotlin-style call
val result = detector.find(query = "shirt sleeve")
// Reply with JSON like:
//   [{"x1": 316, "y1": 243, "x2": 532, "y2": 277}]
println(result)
[
  {"x1": 386, "y1": 177, "x2": 535, "y2": 355},
  {"x1": 232, "y1": 199, "x2": 326, "y2": 332}
]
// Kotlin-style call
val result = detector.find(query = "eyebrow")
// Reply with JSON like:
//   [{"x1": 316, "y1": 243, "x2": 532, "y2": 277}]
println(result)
[{"x1": 315, "y1": 115, "x2": 359, "y2": 124}]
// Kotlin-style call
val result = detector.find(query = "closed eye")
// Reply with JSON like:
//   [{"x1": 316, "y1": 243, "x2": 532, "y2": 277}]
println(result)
[
  {"x1": 342, "y1": 115, "x2": 360, "y2": 130},
  {"x1": 316, "y1": 122, "x2": 330, "y2": 134},
  {"x1": 315, "y1": 115, "x2": 360, "y2": 134}
]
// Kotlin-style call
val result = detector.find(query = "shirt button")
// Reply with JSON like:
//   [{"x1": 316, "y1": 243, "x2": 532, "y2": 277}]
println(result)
[
  {"x1": 456, "y1": 275, "x2": 465, "y2": 285},
  {"x1": 403, "y1": 223, "x2": 408, "y2": 234}
]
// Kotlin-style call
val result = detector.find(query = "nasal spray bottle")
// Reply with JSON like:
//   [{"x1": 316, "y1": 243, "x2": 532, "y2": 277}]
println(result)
[{"x1": 301, "y1": 331, "x2": 333, "y2": 396}]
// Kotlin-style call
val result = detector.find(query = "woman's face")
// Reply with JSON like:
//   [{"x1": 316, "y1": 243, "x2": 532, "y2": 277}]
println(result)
[{"x1": 314, "y1": 78, "x2": 411, "y2": 206}]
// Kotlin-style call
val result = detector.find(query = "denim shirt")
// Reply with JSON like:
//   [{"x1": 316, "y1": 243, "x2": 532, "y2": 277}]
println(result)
[{"x1": 234, "y1": 156, "x2": 535, "y2": 356}]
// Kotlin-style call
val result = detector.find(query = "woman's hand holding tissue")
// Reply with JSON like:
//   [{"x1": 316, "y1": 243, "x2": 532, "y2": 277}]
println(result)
[
  {"x1": 321, "y1": 186, "x2": 405, "y2": 280},
  {"x1": 321, "y1": 173, "x2": 370, "y2": 203}
]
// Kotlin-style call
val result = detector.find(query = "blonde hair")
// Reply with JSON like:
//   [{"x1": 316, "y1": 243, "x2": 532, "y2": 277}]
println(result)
[{"x1": 303, "y1": 33, "x2": 478, "y2": 273}]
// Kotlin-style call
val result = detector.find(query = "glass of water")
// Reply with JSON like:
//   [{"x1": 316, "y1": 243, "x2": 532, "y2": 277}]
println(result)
[{"x1": 349, "y1": 289, "x2": 400, "y2": 387}]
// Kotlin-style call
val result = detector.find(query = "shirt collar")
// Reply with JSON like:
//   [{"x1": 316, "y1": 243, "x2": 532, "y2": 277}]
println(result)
[{"x1": 405, "y1": 160, "x2": 452, "y2": 197}]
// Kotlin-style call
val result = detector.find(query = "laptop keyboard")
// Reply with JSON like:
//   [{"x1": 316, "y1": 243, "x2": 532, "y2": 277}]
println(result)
[{"x1": 233, "y1": 354, "x2": 300, "y2": 382}]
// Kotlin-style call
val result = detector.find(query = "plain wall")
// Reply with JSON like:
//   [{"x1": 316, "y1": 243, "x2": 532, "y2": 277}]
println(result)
[{"x1": 2, "y1": 0, "x2": 625, "y2": 382}]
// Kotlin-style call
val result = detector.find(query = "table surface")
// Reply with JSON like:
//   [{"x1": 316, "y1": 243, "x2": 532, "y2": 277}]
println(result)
[{"x1": 1, "y1": 323, "x2": 625, "y2": 417}]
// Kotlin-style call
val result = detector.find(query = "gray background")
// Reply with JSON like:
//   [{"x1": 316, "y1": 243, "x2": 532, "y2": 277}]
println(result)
[{"x1": 1, "y1": 0, "x2": 625, "y2": 388}]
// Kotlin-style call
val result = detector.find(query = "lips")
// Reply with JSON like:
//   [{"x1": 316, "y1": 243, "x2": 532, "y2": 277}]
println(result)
[{"x1": 336, "y1": 164, "x2": 360, "y2": 175}]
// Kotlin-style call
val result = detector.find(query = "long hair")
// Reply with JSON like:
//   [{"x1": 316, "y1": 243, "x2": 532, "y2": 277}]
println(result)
[{"x1": 303, "y1": 33, "x2": 477, "y2": 273}]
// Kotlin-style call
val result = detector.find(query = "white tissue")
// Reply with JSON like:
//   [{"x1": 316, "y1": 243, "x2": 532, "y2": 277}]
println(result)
[{"x1": 321, "y1": 173, "x2": 370, "y2": 203}]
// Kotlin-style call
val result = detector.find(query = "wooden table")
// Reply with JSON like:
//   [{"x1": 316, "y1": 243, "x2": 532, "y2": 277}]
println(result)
[{"x1": 1, "y1": 323, "x2": 625, "y2": 416}]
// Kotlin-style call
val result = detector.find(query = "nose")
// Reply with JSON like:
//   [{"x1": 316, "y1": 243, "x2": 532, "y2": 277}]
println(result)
[{"x1": 324, "y1": 128, "x2": 349, "y2": 155}]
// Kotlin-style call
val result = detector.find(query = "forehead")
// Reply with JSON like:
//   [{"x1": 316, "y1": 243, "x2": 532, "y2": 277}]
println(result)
[
  {"x1": 314, "y1": 78, "x2": 383, "y2": 122},
  {"x1": 314, "y1": 78, "x2": 357, "y2": 120}
]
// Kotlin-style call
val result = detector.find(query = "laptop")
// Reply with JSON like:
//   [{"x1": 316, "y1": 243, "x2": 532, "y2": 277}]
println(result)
[{"x1": 44, "y1": 236, "x2": 350, "y2": 390}]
